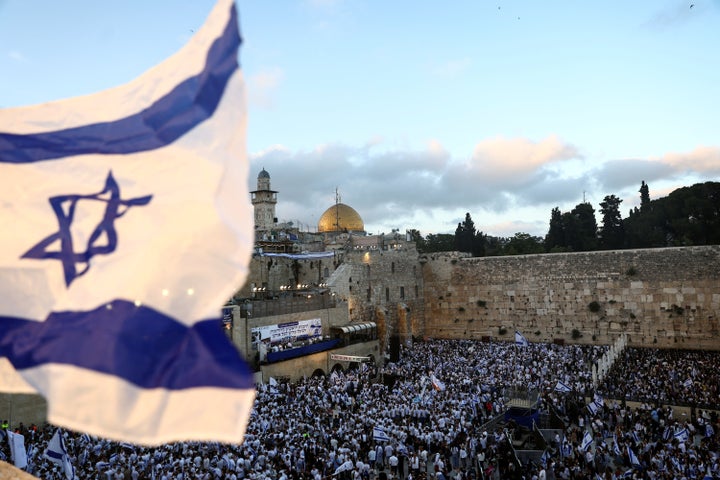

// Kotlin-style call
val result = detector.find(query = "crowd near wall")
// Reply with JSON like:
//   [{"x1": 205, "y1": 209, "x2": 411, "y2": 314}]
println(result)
[{"x1": 421, "y1": 245, "x2": 720, "y2": 349}]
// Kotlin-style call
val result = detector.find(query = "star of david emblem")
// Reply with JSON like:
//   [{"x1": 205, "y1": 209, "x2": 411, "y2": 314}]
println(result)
[{"x1": 22, "y1": 171, "x2": 152, "y2": 287}]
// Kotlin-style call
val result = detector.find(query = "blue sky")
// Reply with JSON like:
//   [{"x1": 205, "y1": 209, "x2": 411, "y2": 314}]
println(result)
[{"x1": 1, "y1": 0, "x2": 718, "y2": 237}]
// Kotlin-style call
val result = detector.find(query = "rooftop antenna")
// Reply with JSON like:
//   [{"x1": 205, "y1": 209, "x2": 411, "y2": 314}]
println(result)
[{"x1": 335, "y1": 187, "x2": 341, "y2": 231}]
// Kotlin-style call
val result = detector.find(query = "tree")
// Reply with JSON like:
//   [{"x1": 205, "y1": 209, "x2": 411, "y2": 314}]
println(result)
[
  {"x1": 599, "y1": 195, "x2": 624, "y2": 250},
  {"x1": 564, "y1": 202, "x2": 598, "y2": 251},
  {"x1": 454, "y1": 213, "x2": 476, "y2": 254},
  {"x1": 424, "y1": 233, "x2": 456, "y2": 252},
  {"x1": 502, "y1": 233, "x2": 545, "y2": 255},
  {"x1": 471, "y1": 230, "x2": 486, "y2": 257},
  {"x1": 407, "y1": 229, "x2": 427, "y2": 252},
  {"x1": 639, "y1": 181, "x2": 650, "y2": 212},
  {"x1": 544, "y1": 207, "x2": 565, "y2": 252}
]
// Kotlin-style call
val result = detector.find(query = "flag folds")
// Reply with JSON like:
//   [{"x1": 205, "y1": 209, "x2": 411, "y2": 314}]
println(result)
[
  {"x1": 627, "y1": 446, "x2": 641, "y2": 466},
  {"x1": 554, "y1": 381, "x2": 572, "y2": 393},
  {"x1": 581, "y1": 430, "x2": 593, "y2": 451},
  {"x1": 373, "y1": 426, "x2": 391, "y2": 443},
  {"x1": 515, "y1": 331, "x2": 529, "y2": 347},
  {"x1": 7, "y1": 431, "x2": 28, "y2": 469},
  {"x1": 44, "y1": 429, "x2": 75, "y2": 480},
  {"x1": 0, "y1": 0, "x2": 255, "y2": 445}
]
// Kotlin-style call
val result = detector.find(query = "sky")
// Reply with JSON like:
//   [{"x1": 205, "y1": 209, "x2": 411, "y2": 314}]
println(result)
[{"x1": 1, "y1": 1, "x2": 718, "y2": 238}]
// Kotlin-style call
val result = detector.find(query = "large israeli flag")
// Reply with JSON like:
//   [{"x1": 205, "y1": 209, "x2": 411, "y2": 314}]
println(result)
[{"x1": 0, "y1": 0, "x2": 255, "y2": 445}]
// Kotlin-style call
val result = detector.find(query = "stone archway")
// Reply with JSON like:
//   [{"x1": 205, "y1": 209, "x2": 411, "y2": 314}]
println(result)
[{"x1": 312, "y1": 368, "x2": 325, "y2": 377}]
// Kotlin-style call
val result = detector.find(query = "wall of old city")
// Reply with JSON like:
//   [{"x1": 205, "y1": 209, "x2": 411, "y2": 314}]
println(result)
[
  {"x1": 330, "y1": 245, "x2": 424, "y2": 350},
  {"x1": 421, "y1": 245, "x2": 720, "y2": 349},
  {"x1": 234, "y1": 254, "x2": 341, "y2": 298}
]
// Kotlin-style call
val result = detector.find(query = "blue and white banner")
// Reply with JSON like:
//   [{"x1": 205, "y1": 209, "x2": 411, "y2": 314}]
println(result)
[
  {"x1": 7, "y1": 431, "x2": 28, "y2": 469},
  {"x1": 515, "y1": 330, "x2": 529, "y2": 347},
  {"x1": 44, "y1": 429, "x2": 75, "y2": 480},
  {"x1": 0, "y1": 0, "x2": 255, "y2": 445},
  {"x1": 252, "y1": 318, "x2": 323, "y2": 346}
]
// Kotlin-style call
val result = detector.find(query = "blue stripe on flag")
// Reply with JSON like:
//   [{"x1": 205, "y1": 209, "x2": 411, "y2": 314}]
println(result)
[
  {"x1": 0, "y1": 299, "x2": 254, "y2": 390},
  {"x1": 0, "y1": 6, "x2": 239, "y2": 164}
]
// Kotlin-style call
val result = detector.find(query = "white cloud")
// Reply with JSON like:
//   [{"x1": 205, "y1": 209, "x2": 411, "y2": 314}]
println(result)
[
  {"x1": 469, "y1": 136, "x2": 580, "y2": 183},
  {"x1": 662, "y1": 146, "x2": 720, "y2": 175},
  {"x1": 248, "y1": 138, "x2": 718, "y2": 238}
]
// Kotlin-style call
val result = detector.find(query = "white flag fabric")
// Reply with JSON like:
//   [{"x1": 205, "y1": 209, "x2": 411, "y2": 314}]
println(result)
[
  {"x1": 627, "y1": 446, "x2": 641, "y2": 466},
  {"x1": 430, "y1": 373, "x2": 446, "y2": 392},
  {"x1": 0, "y1": 0, "x2": 255, "y2": 445},
  {"x1": 554, "y1": 381, "x2": 572, "y2": 393},
  {"x1": 7, "y1": 431, "x2": 28, "y2": 469},
  {"x1": 44, "y1": 429, "x2": 75, "y2": 480},
  {"x1": 515, "y1": 331, "x2": 529, "y2": 347},
  {"x1": 373, "y1": 426, "x2": 391, "y2": 443},
  {"x1": 581, "y1": 430, "x2": 593, "y2": 451}
]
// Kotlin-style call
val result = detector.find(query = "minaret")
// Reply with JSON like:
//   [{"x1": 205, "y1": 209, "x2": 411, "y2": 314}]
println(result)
[
  {"x1": 334, "y1": 187, "x2": 341, "y2": 231},
  {"x1": 250, "y1": 168, "x2": 277, "y2": 231}
]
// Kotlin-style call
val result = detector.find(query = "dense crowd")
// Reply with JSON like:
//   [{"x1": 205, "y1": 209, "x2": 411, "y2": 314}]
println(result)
[
  {"x1": 599, "y1": 348, "x2": 720, "y2": 409},
  {"x1": 1, "y1": 340, "x2": 719, "y2": 480}
]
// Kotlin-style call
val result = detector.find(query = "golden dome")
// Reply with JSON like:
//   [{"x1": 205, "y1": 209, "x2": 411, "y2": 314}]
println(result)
[{"x1": 318, "y1": 203, "x2": 365, "y2": 233}]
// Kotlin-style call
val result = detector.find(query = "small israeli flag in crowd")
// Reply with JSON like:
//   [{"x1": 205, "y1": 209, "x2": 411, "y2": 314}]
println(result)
[
  {"x1": 515, "y1": 330, "x2": 529, "y2": 347},
  {"x1": 373, "y1": 426, "x2": 391, "y2": 442},
  {"x1": 554, "y1": 380, "x2": 572, "y2": 393},
  {"x1": 0, "y1": 0, "x2": 255, "y2": 445},
  {"x1": 627, "y1": 446, "x2": 641, "y2": 466},
  {"x1": 44, "y1": 429, "x2": 75, "y2": 480}
]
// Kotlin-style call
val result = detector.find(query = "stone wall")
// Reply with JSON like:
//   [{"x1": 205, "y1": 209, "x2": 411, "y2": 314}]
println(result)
[
  {"x1": 330, "y1": 245, "x2": 424, "y2": 350},
  {"x1": 0, "y1": 393, "x2": 46, "y2": 430},
  {"x1": 422, "y1": 246, "x2": 720, "y2": 349},
  {"x1": 236, "y1": 254, "x2": 340, "y2": 297}
]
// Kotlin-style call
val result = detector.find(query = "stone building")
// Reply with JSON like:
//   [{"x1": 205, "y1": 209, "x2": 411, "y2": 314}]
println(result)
[{"x1": 241, "y1": 169, "x2": 720, "y2": 354}]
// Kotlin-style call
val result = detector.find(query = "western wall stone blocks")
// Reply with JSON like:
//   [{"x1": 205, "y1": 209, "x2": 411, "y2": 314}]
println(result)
[{"x1": 422, "y1": 246, "x2": 720, "y2": 349}]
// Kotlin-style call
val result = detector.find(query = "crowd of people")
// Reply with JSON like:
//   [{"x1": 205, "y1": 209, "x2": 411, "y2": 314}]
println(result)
[
  {"x1": 599, "y1": 348, "x2": 720, "y2": 409},
  {"x1": 1, "y1": 339, "x2": 719, "y2": 480}
]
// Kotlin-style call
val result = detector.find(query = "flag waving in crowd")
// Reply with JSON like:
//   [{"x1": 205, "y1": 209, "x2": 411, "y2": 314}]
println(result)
[
  {"x1": 0, "y1": 0, "x2": 255, "y2": 445},
  {"x1": 43, "y1": 430, "x2": 75, "y2": 480},
  {"x1": 515, "y1": 331, "x2": 529, "y2": 347}
]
